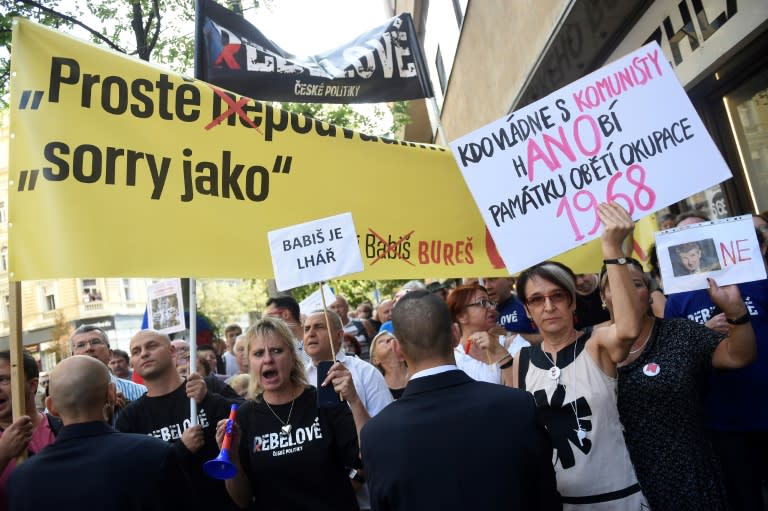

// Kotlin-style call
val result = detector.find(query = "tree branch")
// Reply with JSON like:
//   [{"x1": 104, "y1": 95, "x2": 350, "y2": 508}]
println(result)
[
  {"x1": 147, "y1": 0, "x2": 162, "y2": 57},
  {"x1": 15, "y1": 0, "x2": 126, "y2": 54}
]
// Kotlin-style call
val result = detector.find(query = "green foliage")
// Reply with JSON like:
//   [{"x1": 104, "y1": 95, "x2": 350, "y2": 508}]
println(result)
[
  {"x1": 280, "y1": 101, "x2": 406, "y2": 138},
  {"x1": 290, "y1": 279, "x2": 411, "y2": 307},
  {"x1": 197, "y1": 279, "x2": 268, "y2": 329}
]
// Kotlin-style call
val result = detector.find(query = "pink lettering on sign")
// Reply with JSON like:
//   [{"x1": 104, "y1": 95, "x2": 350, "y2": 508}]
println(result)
[
  {"x1": 556, "y1": 164, "x2": 656, "y2": 241},
  {"x1": 720, "y1": 239, "x2": 752, "y2": 266},
  {"x1": 571, "y1": 49, "x2": 664, "y2": 113}
]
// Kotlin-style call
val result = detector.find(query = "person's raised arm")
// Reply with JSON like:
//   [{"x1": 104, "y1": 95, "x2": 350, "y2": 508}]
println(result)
[
  {"x1": 594, "y1": 203, "x2": 644, "y2": 368},
  {"x1": 708, "y1": 279, "x2": 757, "y2": 369}
]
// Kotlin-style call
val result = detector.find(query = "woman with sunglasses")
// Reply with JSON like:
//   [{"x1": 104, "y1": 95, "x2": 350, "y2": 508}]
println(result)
[
  {"x1": 600, "y1": 259, "x2": 756, "y2": 511},
  {"x1": 512, "y1": 202, "x2": 647, "y2": 510},
  {"x1": 447, "y1": 284, "x2": 525, "y2": 385}
]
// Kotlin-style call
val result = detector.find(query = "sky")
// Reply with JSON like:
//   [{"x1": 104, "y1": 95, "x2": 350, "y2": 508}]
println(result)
[
  {"x1": 246, "y1": 0, "x2": 391, "y2": 55},
  {"x1": 41, "y1": 0, "x2": 391, "y2": 60}
]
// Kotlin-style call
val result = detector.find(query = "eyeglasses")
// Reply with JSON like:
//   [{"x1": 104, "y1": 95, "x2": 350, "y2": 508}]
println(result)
[
  {"x1": 466, "y1": 299, "x2": 497, "y2": 309},
  {"x1": 525, "y1": 290, "x2": 570, "y2": 308},
  {"x1": 73, "y1": 338, "x2": 106, "y2": 350}
]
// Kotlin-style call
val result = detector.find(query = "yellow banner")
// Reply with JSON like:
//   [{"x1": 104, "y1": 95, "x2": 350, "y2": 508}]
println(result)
[{"x1": 8, "y1": 19, "x2": 656, "y2": 281}]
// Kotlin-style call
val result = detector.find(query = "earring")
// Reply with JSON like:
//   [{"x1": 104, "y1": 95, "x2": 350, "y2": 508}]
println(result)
[{"x1": 601, "y1": 301, "x2": 607, "y2": 310}]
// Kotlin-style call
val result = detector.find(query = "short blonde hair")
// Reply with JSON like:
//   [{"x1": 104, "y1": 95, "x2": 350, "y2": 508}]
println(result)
[
  {"x1": 369, "y1": 330, "x2": 397, "y2": 374},
  {"x1": 245, "y1": 317, "x2": 309, "y2": 401}
]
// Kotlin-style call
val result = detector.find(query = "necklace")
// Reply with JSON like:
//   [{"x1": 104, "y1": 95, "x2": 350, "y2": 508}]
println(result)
[
  {"x1": 629, "y1": 320, "x2": 655, "y2": 355},
  {"x1": 541, "y1": 331, "x2": 579, "y2": 381},
  {"x1": 264, "y1": 396, "x2": 296, "y2": 436},
  {"x1": 553, "y1": 337, "x2": 586, "y2": 447},
  {"x1": 541, "y1": 350, "x2": 561, "y2": 380}
]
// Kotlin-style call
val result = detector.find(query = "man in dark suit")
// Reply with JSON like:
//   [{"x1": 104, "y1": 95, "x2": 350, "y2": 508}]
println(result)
[
  {"x1": 8, "y1": 355, "x2": 192, "y2": 511},
  {"x1": 361, "y1": 291, "x2": 560, "y2": 511}
]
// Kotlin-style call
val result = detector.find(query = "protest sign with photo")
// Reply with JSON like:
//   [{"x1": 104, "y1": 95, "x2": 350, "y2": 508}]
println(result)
[
  {"x1": 268, "y1": 212, "x2": 363, "y2": 291},
  {"x1": 450, "y1": 41, "x2": 733, "y2": 274},
  {"x1": 655, "y1": 216, "x2": 765, "y2": 294},
  {"x1": 146, "y1": 278, "x2": 186, "y2": 335}
]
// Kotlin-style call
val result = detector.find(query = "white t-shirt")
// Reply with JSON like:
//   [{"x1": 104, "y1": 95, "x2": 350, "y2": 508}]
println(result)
[{"x1": 454, "y1": 335, "x2": 529, "y2": 384}]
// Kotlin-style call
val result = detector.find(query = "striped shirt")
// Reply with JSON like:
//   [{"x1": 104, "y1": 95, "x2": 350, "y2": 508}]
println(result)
[{"x1": 111, "y1": 374, "x2": 147, "y2": 402}]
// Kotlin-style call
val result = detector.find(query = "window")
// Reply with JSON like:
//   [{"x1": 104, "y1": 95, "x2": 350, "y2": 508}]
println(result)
[
  {"x1": 436, "y1": 46, "x2": 447, "y2": 94},
  {"x1": 82, "y1": 278, "x2": 102, "y2": 302},
  {"x1": 1, "y1": 247, "x2": 6, "y2": 272},
  {"x1": 44, "y1": 293, "x2": 56, "y2": 312},
  {"x1": 123, "y1": 278, "x2": 133, "y2": 302},
  {"x1": 452, "y1": 0, "x2": 463, "y2": 27},
  {"x1": 0, "y1": 202, "x2": 6, "y2": 224},
  {"x1": 723, "y1": 67, "x2": 768, "y2": 212}
]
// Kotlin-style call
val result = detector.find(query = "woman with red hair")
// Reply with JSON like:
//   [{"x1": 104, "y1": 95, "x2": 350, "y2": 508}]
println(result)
[{"x1": 447, "y1": 284, "x2": 525, "y2": 385}]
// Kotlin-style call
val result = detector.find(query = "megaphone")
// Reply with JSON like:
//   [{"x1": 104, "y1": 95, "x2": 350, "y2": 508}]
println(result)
[{"x1": 204, "y1": 403, "x2": 238, "y2": 480}]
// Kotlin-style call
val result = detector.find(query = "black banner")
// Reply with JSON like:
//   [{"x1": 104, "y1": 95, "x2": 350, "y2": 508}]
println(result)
[{"x1": 195, "y1": 0, "x2": 434, "y2": 103}]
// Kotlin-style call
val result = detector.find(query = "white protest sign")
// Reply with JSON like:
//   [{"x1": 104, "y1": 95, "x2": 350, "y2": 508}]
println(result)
[
  {"x1": 268, "y1": 212, "x2": 364, "y2": 291},
  {"x1": 450, "y1": 41, "x2": 732, "y2": 274},
  {"x1": 298, "y1": 284, "x2": 336, "y2": 316},
  {"x1": 656, "y1": 216, "x2": 765, "y2": 295},
  {"x1": 146, "y1": 278, "x2": 186, "y2": 335}
]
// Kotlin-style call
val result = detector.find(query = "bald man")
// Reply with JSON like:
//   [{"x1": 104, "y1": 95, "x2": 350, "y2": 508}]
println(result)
[
  {"x1": 117, "y1": 330, "x2": 238, "y2": 511},
  {"x1": 8, "y1": 356, "x2": 191, "y2": 510}
]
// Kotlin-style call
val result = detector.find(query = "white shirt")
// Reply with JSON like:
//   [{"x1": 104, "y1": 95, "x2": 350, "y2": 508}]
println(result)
[
  {"x1": 454, "y1": 335, "x2": 526, "y2": 384},
  {"x1": 410, "y1": 364, "x2": 459, "y2": 380},
  {"x1": 305, "y1": 351, "x2": 393, "y2": 416},
  {"x1": 223, "y1": 351, "x2": 239, "y2": 377}
]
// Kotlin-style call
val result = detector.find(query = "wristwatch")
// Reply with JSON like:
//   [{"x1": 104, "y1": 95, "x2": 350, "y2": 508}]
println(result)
[
  {"x1": 348, "y1": 468, "x2": 366, "y2": 483},
  {"x1": 726, "y1": 312, "x2": 751, "y2": 325},
  {"x1": 603, "y1": 257, "x2": 629, "y2": 265}
]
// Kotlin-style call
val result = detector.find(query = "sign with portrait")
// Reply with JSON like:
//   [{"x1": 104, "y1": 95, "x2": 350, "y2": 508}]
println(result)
[{"x1": 655, "y1": 216, "x2": 765, "y2": 294}]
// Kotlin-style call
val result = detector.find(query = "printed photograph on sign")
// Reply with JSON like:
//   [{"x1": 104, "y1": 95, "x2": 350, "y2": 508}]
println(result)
[
  {"x1": 450, "y1": 41, "x2": 733, "y2": 274},
  {"x1": 668, "y1": 239, "x2": 722, "y2": 277},
  {"x1": 146, "y1": 279, "x2": 186, "y2": 335},
  {"x1": 656, "y1": 216, "x2": 765, "y2": 295}
]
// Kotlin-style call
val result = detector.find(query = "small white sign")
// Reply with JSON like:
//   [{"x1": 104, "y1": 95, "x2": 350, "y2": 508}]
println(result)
[
  {"x1": 268, "y1": 212, "x2": 364, "y2": 291},
  {"x1": 146, "y1": 279, "x2": 186, "y2": 335},
  {"x1": 298, "y1": 284, "x2": 336, "y2": 316},
  {"x1": 450, "y1": 41, "x2": 732, "y2": 274},
  {"x1": 656, "y1": 216, "x2": 766, "y2": 294}
]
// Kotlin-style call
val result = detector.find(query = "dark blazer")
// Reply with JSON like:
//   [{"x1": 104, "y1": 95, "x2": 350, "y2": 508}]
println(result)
[
  {"x1": 8, "y1": 421, "x2": 193, "y2": 511},
  {"x1": 361, "y1": 369, "x2": 560, "y2": 511}
]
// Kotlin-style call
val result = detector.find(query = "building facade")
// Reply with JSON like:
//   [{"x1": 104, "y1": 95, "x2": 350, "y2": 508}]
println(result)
[{"x1": 395, "y1": 0, "x2": 768, "y2": 222}]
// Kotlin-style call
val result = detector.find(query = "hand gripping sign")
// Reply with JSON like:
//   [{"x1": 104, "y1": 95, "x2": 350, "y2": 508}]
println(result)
[{"x1": 656, "y1": 216, "x2": 766, "y2": 295}]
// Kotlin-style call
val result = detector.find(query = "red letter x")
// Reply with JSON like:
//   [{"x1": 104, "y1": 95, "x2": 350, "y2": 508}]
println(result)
[{"x1": 215, "y1": 44, "x2": 242, "y2": 69}]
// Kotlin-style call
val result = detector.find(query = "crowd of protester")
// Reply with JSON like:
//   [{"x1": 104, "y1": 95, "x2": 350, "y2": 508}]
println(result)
[{"x1": 0, "y1": 203, "x2": 766, "y2": 510}]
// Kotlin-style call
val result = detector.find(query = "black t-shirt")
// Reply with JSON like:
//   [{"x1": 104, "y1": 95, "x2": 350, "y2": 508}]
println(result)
[
  {"x1": 238, "y1": 387, "x2": 360, "y2": 511},
  {"x1": 575, "y1": 288, "x2": 611, "y2": 329},
  {"x1": 116, "y1": 381, "x2": 237, "y2": 511}
]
